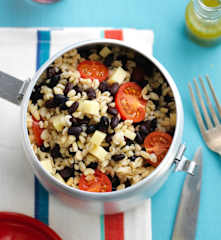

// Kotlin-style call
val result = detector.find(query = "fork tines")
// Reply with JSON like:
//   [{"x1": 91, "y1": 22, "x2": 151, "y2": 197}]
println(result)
[{"x1": 188, "y1": 75, "x2": 221, "y2": 133}]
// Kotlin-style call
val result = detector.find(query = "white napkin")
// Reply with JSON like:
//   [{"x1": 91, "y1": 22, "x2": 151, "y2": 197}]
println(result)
[{"x1": 0, "y1": 27, "x2": 154, "y2": 240}]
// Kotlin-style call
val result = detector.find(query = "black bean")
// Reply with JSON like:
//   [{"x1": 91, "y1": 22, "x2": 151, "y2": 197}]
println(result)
[
  {"x1": 86, "y1": 125, "x2": 97, "y2": 134},
  {"x1": 135, "y1": 131, "x2": 144, "y2": 144},
  {"x1": 142, "y1": 119, "x2": 157, "y2": 132},
  {"x1": 152, "y1": 100, "x2": 159, "y2": 108},
  {"x1": 129, "y1": 155, "x2": 137, "y2": 161},
  {"x1": 87, "y1": 162, "x2": 98, "y2": 169},
  {"x1": 139, "y1": 124, "x2": 150, "y2": 135},
  {"x1": 111, "y1": 175, "x2": 120, "y2": 191},
  {"x1": 30, "y1": 86, "x2": 43, "y2": 104},
  {"x1": 150, "y1": 118, "x2": 157, "y2": 130},
  {"x1": 68, "y1": 102, "x2": 79, "y2": 114},
  {"x1": 45, "y1": 98, "x2": 57, "y2": 108},
  {"x1": 105, "y1": 134, "x2": 113, "y2": 144},
  {"x1": 99, "y1": 81, "x2": 108, "y2": 93},
  {"x1": 107, "y1": 174, "x2": 112, "y2": 181},
  {"x1": 68, "y1": 126, "x2": 82, "y2": 137},
  {"x1": 86, "y1": 88, "x2": 96, "y2": 100},
  {"x1": 47, "y1": 67, "x2": 57, "y2": 78},
  {"x1": 54, "y1": 94, "x2": 68, "y2": 106},
  {"x1": 124, "y1": 179, "x2": 131, "y2": 188},
  {"x1": 133, "y1": 121, "x2": 144, "y2": 128},
  {"x1": 69, "y1": 150, "x2": 76, "y2": 156},
  {"x1": 134, "y1": 55, "x2": 154, "y2": 77},
  {"x1": 145, "y1": 62, "x2": 155, "y2": 77},
  {"x1": 141, "y1": 120, "x2": 149, "y2": 126},
  {"x1": 164, "y1": 94, "x2": 174, "y2": 103},
  {"x1": 96, "y1": 45, "x2": 104, "y2": 53},
  {"x1": 110, "y1": 83, "x2": 119, "y2": 96},
  {"x1": 58, "y1": 167, "x2": 73, "y2": 180},
  {"x1": 79, "y1": 116, "x2": 90, "y2": 125},
  {"x1": 73, "y1": 85, "x2": 82, "y2": 94},
  {"x1": 110, "y1": 116, "x2": 119, "y2": 129},
  {"x1": 45, "y1": 95, "x2": 68, "y2": 109},
  {"x1": 78, "y1": 49, "x2": 89, "y2": 59},
  {"x1": 64, "y1": 82, "x2": 74, "y2": 96},
  {"x1": 98, "y1": 116, "x2": 109, "y2": 132},
  {"x1": 107, "y1": 106, "x2": 118, "y2": 116},
  {"x1": 125, "y1": 138, "x2": 134, "y2": 146},
  {"x1": 154, "y1": 86, "x2": 162, "y2": 96},
  {"x1": 70, "y1": 117, "x2": 80, "y2": 126},
  {"x1": 144, "y1": 162, "x2": 152, "y2": 167},
  {"x1": 103, "y1": 53, "x2": 114, "y2": 66},
  {"x1": 51, "y1": 144, "x2": 62, "y2": 159},
  {"x1": 116, "y1": 55, "x2": 127, "y2": 68},
  {"x1": 112, "y1": 154, "x2": 125, "y2": 161},
  {"x1": 60, "y1": 103, "x2": 69, "y2": 110},
  {"x1": 131, "y1": 66, "x2": 145, "y2": 83},
  {"x1": 40, "y1": 145, "x2": 50, "y2": 152},
  {"x1": 141, "y1": 147, "x2": 146, "y2": 152},
  {"x1": 104, "y1": 146, "x2": 110, "y2": 151},
  {"x1": 48, "y1": 74, "x2": 60, "y2": 88},
  {"x1": 168, "y1": 128, "x2": 175, "y2": 136}
]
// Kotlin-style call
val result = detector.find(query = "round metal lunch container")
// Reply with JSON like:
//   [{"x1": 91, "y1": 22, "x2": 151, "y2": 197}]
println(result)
[{"x1": 0, "y1": 39, "x2": 197, "y2": 214}]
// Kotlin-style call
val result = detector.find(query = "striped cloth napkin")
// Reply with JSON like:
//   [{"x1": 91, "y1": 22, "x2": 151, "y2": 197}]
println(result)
[{"x1": 0, "y1": 27, "x2": 154, "y2": 240}]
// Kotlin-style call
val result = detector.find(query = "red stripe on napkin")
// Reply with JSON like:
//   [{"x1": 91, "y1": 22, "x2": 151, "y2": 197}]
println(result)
[
  {"x1": 104, "y1": 214, "x2": 124, "y2": 240},
  {"x1": 103, "y1": 29, "x2": 124, "y2": 240},
  {"x1": 104, "y1": 29, "x2": 123, "y2": 40}
]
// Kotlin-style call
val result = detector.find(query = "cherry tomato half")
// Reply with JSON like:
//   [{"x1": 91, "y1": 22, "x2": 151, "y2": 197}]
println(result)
[
  {"x1": 79, "y1": 169, "x2": 112, "y2": 192},
  {"x1": 32, "y1": 117, "x2": 43, "y2": 147},
  {"x1": 115, "y1": 82, "x2": 147, "y2": 123},
  {"x1": 77, "y1": 60, "x2": 108, "y2": 82},
  {"x1": 144, "y1": 131, "x2": 172, "y2": 167}
]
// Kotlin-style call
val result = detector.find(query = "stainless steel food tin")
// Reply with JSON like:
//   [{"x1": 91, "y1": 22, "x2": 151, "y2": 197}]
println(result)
[{"x1": 0, "y1": 39, "x2": 196, "y2": 214}]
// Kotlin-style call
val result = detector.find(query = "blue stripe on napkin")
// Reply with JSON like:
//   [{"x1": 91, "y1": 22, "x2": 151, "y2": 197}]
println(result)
[
  {"x1": 100, "y1": 30, "x2": 105, "y2": 240},
  {"x1": 34, "y1": 30, "x2": 51, "y2": 225}
]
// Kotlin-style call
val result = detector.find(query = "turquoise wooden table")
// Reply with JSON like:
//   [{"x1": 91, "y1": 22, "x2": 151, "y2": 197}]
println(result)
[{"x1": 1, "y1": 0, "x2": 221, "y2": 239}]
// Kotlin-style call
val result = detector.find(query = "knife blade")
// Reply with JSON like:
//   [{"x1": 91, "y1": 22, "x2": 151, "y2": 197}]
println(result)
[{"x1": 172, "y1": 147, "x2": 202, "y2": 240}]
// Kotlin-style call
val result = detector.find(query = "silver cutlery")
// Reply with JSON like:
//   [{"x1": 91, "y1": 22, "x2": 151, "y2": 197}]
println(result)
[
  {"x1": 172, "y1": 147, "x2": 202, "y2": 240},
  {"x1": 189, "y1": 75, "x2": 221, "y2": 154}
]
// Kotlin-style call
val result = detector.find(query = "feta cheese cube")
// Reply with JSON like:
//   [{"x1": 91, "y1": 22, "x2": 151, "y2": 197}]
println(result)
[
  {"x1": 90, "y1": 130, "x2": 106, "y2": 145},
  {"x1": 107, "y1": 67, "x2": 127, "y2": 85}
]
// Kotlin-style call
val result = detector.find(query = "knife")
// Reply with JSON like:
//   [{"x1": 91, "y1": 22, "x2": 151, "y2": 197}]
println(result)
[{"x1": 172, "y1": 147, "x2": 202, "y2": 240}]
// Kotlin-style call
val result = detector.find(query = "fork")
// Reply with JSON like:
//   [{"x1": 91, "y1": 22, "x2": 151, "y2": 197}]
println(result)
[{"x1": 188, "y1": 75, "x2": 221, "y2": 155}]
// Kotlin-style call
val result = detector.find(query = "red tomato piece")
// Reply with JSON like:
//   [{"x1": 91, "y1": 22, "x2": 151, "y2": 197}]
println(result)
[
  {"x1": 77, "y1": 60, "x2": 108, "y2": 82},
  {"x1": 32, "y1": 117, "x2": 43, "y2": 147},
  {"x1": 115, "y1": 82, "x2": 147, "y2": 123},
  {"x1": 144, "y1": 131, "x2": 173, "y2": 167},
  {"x1": 79, "y1": 169, "x2": 112, "y2": 192}
]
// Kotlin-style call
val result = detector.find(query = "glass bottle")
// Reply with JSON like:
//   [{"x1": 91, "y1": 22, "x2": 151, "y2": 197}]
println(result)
[{"x1": 185, "y1": 0, "x2": 221, "y2": 45}]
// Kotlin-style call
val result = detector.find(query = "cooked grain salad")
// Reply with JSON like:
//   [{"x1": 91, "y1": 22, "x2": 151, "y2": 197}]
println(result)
[{"x1": 27, "y1": 45, "x2": 176, "y2": 192}]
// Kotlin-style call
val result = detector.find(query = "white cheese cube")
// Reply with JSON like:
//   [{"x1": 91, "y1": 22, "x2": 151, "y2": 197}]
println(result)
[
  {"x1": 41, "y1": 160, "x2": 54, "y2": 175},
  {"x1": 52, "y1": 114, "x2": 65, "y2": 131},
  {"x1": 99, "y1": 46, "x2": 112, "y2": 58},
  {"x1": 90, "y1": 130, "x2": 106, "y2": 145},
  {"x1": 78, "y1": 101, "x2": 84, "y2": 112},
  {"x1": 89, "y1": 145, "x2": 108, "y2": 161},
  {"x1": 123, "y1": 129, "x2": 136, "y2": 140},
  {"x1": 79, "y1": 100, "x2": 100, "y2": 115},
  {"x1": 107, "y1": 67, "x2": 127, "y2": 85}
]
